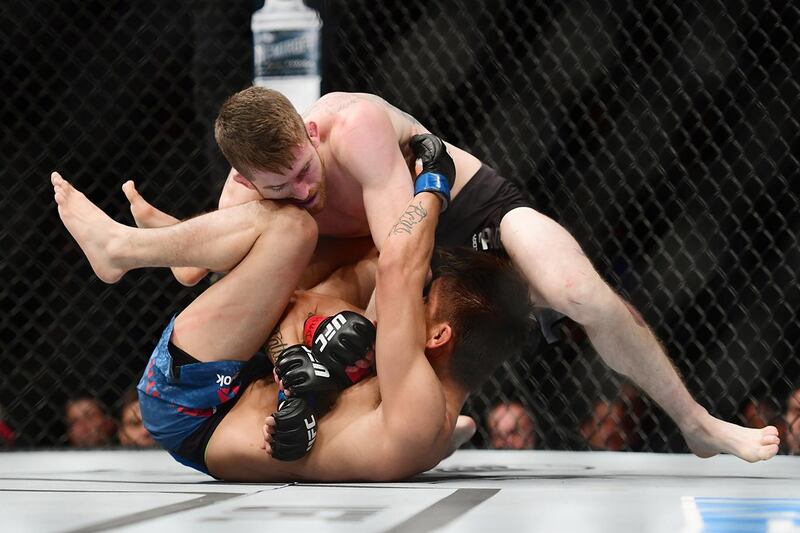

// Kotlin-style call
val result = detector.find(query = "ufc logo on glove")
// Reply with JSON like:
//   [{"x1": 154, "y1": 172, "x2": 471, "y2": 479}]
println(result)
[
  {"x1": 314, "y1": 313, "x2": 347, "y2": 352},
  {"x1": 305, "y1": 415, "x2": 317, "y2": 451},
  {"x1": 304, "y1": 348, "x2": 331, "y2": 378}
]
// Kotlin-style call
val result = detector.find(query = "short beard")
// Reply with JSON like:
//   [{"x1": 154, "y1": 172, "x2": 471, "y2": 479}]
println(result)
[{"x1": 308, "y1": 184, "x2": 327, "y2": 213}]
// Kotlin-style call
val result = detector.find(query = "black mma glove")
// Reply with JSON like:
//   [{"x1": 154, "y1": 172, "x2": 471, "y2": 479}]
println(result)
[
  {"x1": 410, "y1": 133, "x2": 456, "y2": 211},
  {"x1": 410, "y1": 133, "x2": 456, "y2": 188},
  {"x1": 303, "y1": 311, "x2": 376, "y2": 388},
  {"x1": 275, "y1": 344, "x2": 339, "y2": 397},
  {"x1": 271, "y1": 396, "x2": 318, "y2": 461}
]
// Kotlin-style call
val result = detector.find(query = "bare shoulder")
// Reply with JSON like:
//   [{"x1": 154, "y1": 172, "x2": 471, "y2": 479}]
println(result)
[
  {"x1": 306, "y1": 92, "x2": 382, "y2": 120},
  {"x1": 326, "y1": 96, "x2": 416, "y2": 168},
  {"x1": 332, "y1": 97, "x2": 394, "y2": 136}
]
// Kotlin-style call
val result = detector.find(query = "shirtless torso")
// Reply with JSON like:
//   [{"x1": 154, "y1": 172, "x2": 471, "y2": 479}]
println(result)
[
  {"x1": 304, "y1": 92, "x2": 482, "y2": 238},
  {"x1": 222, "y1": 91, "x2": 484, "y2": 243},
  {"x1": 50, "y1": 83, "x2": 780, "y2": 489},
  {"x1": 205, "y1": 290, "x2": 457, "y2": 482}
]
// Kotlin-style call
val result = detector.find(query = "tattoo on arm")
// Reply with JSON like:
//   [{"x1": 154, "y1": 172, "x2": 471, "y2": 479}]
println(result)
[
  {"x1": 265, "y1": 325, "x2": 287, "y2": 364},
  {"x1": 390, "y1": 202, "x2": 428, "y2": 236}
]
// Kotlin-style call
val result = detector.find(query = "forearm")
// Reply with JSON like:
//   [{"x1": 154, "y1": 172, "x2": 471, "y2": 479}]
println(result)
[
  {"x1": 378, "y1": 193, "x2": 441, "y2": 279},
  {"x1": 375, "y1": 191, "x2": 442, "y2": 375},
  {"x1": 364, "y1": 185, "x2": 415, "y2": 253},
  {"x1": 584, "y1": 293, "x2": 705, "y2": 428}
]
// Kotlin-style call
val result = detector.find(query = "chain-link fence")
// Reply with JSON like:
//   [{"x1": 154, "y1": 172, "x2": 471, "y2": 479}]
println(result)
[{"x1": 2, "y1": 0, "x2": 798, "y2": 453}]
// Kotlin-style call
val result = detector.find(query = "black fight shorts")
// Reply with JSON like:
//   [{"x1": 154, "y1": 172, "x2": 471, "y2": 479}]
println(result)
[
  {"x1": 436, "y1": 165, "x2": 566, "y2": 344},
  {"x1": 436, "y1": 164, "x2": 533, "y2": 253}
]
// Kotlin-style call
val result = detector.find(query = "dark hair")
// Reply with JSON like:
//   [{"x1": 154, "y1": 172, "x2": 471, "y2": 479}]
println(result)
[
  {"x1": 431, "y1": 247, "x2": 535, "y2": 391},
  {"x1": 63, "y1": 394, "x2": 109, "y2": 418},
  {"x1": 215, "y1": 86, "x2": 307, "y2": 178},
  {"x1": 119, "y1": 386, "x2": 139, "y2": 412}
]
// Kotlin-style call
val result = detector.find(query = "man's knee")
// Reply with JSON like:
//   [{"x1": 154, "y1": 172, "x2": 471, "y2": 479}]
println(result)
[
  {"x1": 258, "y1": 202, "x2": 318, "y2": 251},
  {"x1": 499, "y1": 208, "x2": 617, "y2": 325},
  {"x1": 545, "y1": 269, "x2": 616, "y2": 326}
]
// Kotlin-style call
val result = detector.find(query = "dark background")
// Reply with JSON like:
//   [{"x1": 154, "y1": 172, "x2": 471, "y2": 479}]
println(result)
[{"x1": 1, "y1": 0, "x2": 798, "y2": 450}]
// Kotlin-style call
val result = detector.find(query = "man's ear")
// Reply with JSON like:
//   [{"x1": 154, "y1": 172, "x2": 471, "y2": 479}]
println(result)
[
  {"x1": 426, "y1": 323, "x2": 452, "y2": 350},
  {"x1": 231, "y1": 170, "x2": 257, "y2": 190},
  {"x1": 305, "y1": 121, "x2": 320, "y2": 147}
]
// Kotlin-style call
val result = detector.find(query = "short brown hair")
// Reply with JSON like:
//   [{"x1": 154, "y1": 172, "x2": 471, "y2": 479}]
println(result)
[
  {"x1": 431, "y1": 247, "x2": 535, "y2": 391},
  {"x1": 214, "y1": 86, "x2": 307, "y2": 178}
]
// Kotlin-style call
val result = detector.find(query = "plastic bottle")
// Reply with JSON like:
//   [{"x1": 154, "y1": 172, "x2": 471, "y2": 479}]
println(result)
[{"x1": 252, "y1": 0, "x2": 321, "y2": 113}]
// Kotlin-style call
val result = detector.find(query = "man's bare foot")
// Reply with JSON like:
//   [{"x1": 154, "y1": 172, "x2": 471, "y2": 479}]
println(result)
[
  {"x1": 52, "y1": 171, "x2": 129, "y2": 283},
  {"x1": 122, "y1": 180, "x2": 207, "y2": 287},
  {"x1": 122, "y1": 180, "x2": 176, "y2": 229},
  {"x1": 682, "y1": 410, "x2": 780, "y2": 462}
]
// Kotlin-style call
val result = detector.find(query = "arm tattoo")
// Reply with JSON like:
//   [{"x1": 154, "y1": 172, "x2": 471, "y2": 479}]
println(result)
[
  {"x1": 390, "y1": 202, "x2": 428, "y2": 235},
  {"x1": 265, "y1": 325, "x2": 287, "y2": 364}
]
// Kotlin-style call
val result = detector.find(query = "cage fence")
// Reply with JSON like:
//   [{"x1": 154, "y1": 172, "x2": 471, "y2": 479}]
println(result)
[{"x1": 1, "y1": 0, "x2": 798, "y2": 452}]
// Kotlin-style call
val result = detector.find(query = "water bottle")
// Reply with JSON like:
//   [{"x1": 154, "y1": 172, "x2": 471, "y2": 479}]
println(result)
[{"x1": 252, "y1": 0, "x2": 321, "y2": 113}]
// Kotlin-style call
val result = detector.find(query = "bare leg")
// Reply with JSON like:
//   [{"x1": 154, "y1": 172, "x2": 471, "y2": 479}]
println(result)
[
  {"x1": 121, "y1": 180, "x2": 208, "y2": 286},
  {"x1": 171, "y1": 198, "x2": 317, "y2": 362},
  {"x1": 53, "y1": 171, "x2": 317, "y2": 362},
  {"x1": 53, "y1": 171, "x2": 300, "y2": 281},
  {"x1": 122, "y1": 180, "x2": 181, "y2": 229},
  {"x1": 500, "y1": 207, "x2": 780, "y2": 462},
  {"x1": 680, "y1": 412, "x2": 780, "y2": 462},
  {"x1": 53, "y1": 171, "x2": 132, "y2": 283}
]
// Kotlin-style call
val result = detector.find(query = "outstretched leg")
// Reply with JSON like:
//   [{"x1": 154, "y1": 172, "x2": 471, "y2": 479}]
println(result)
[
  {"x1": 54, "y1": 171, "x2": 292, "y2": 281},
  {"x1": 500, "y1": 206, "x2": 780, "y2": 462},
  {"x1": 122, "y1": 180, "x2": 209, "y2": 286},
  {"x1": 53, "y1": 171, "x2": 317, "y2": 361},
  {"x1": 53, "y1": 171, "x2": 132, "y2": 283}
]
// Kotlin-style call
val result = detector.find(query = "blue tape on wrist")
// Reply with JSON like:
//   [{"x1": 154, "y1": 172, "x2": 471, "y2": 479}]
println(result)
[
  {"x1": 414, "y1": 172, "x2": 450, "y2": 211},
  {"x1": 277, "y1": 389, "x2": 286, "y2": 403}
]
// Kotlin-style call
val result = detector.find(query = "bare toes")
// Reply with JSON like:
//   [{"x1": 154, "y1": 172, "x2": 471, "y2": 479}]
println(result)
[
  {"x1": 122, "y1": 180, "x2": 138, "y2": 200},
  {"x1": 52, "y1": 172, "x2": 69, "y2": 189},
  {"x1": 761, "y1": 444, "x2": 779, "y2": 460}
]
